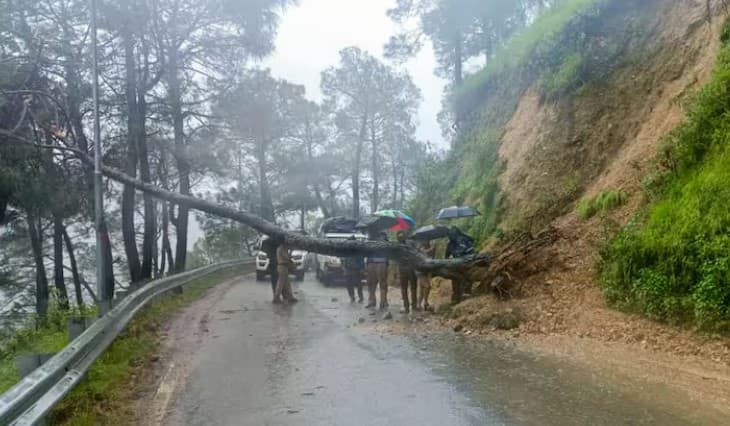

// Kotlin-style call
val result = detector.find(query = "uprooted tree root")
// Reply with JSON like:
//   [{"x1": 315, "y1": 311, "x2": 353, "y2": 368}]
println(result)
[{"x1": 472, "y1": 227, "x2": 560, "y2": 299}]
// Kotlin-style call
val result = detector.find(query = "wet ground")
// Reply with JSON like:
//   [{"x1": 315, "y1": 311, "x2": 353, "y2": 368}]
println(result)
[{"x1": 159, "y1": 274, "x2": 727, "y2": 425}]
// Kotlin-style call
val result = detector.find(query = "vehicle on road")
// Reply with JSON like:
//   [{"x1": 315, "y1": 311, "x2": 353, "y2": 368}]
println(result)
[
  {"x1": 255, "y1": 236, "x2": 307, "y2": 281},
  {"x1": 314, "y1": 232, "x2": 367, "y2": 286}
]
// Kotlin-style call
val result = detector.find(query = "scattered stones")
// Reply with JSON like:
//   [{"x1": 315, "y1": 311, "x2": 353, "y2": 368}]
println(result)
[{"x1": 485, "y1": 309, "x2": 522, "y2": 331}]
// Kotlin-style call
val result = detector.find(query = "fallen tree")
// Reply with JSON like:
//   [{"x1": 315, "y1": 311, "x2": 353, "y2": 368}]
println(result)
[{"x1": 1, "y1": 132, "x2": 559, "y2": 294}]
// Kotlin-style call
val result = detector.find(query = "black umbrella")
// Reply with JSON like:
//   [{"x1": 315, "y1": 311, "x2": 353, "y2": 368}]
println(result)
[
  {"x1": 320, "y1": 216, "x2": 358, "y2": 234},
  {"x1": 436, "y1": 206, "x2": 481, "y2": 220},
  {"x1": 355, "y1": 215, "x2": 399, "y2": 231},
  {"x1": 411, "y1": 224, "x2": 450, "y2": 241}
]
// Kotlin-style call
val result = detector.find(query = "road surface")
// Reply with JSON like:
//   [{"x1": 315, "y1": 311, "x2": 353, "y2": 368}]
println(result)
[{"x1": 151, "y1": 273, "x2": 726, "y2": 425}]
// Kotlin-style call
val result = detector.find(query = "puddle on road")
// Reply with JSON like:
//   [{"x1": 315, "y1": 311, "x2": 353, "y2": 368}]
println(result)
[{"x1": 409, "y1": 331, "x2": 726, "y2": 425}]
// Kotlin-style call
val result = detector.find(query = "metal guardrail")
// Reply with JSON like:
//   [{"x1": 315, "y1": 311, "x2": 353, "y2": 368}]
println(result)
[{"x1": 0, "y1": 259, "x2": 255, "y2": 425}]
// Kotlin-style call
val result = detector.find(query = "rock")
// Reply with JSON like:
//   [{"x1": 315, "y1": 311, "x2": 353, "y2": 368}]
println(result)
[
  {"x1": 331, "y1": 297, "x2": 338, "y2": 302},
  {"x1": 358, "y1": 317, "x2": 366, "y2": 324},
  {"x1": 453, "y1": 324, "x2": 464, "y2": 332},
  {"x1": 383, "y1": 312, "x2": 393, "y2": 320},
  {"x1": 485, "y1": 310, "x2": 522, "y2": 331}
]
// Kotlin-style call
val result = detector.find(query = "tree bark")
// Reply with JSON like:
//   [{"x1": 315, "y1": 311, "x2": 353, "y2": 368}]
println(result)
[
  {"x1": 83, "y1": 156, "x2": 489, "y2": 280},
  {"x1": 122, "y1": 21, "x2": 142, "y2": 283},
  {"x1": 52, "y1": 214, "x2": 70, "y2": 310},
  {"x1": 168, "y1": 45, "x2": 190, "y2": 273},
  {"x1": 138, "y1": 88, "x2": 155, "y2": 280},
  {"x1": 60, "y1": 18, "x2": 116, "y2": 296},
  {"x1": 26, "y1": 211, "x2": 49, "y2": 317},
  {"x1": 62, "y1": 227, "x2": 84, "y2": 309},
  {"x1": 161, "y1": 200, "x2": 174, "y2": 275}
]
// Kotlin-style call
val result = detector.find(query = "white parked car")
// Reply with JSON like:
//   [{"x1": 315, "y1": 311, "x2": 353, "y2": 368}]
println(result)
[
  {"x1": 314, "y1": 232, "x2": 367, "y2": 286},
  {"x1": 255, "y1": 236, "x2": 306, "y2": 282}
]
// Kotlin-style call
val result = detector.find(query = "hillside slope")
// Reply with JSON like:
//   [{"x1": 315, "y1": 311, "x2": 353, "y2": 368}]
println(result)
[{"x1": 436, "y1": 0, "x2": 730, "y2": 365}]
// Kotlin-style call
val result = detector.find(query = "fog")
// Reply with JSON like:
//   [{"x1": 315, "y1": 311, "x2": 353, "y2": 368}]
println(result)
[{"x1": 264, "y1": 0, "x2": 448, "y2": 149}]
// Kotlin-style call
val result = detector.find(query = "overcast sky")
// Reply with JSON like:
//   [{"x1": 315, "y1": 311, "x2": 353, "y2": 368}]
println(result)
[{"x1": 263, "y1": 0, "x2": 447, "y2": 148}]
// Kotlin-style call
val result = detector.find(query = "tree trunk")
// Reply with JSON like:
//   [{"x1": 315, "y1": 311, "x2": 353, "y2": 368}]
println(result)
[
  {"x1": 304, "y1": 129, "x2": 330, "y2": 218},
  {"x1": 61, "y1": 23, "x2": 115, "y2": 297},
  {"x1": 52, "y1": 214, "x2": 69, "y2": 310},
  {"x1": 87, "y1": 156, "x2": 491, "y2": 280},
  {"x1": 168, "y1": 46, "x2": 190, "y2": 273},
  {"x1": 26, "y1": 211, "x2": 49, "y2": 317},
  {"x1": 138, "y1": 91, "x2": 155, "y2": 281},
  {"x1": 370, "y1": 121, "x2": 379, "y2": 213},
  {"x1": 62, "y1": 227, "x2": 84, "y2": 309},
  {"x1": 352, "y1": 118, "x2": 367, "y2": 218},
  {"x1": 161, "y1": 200, "x2": 174, "y2": 274},
  {"x1": 122, "y1": 23, "x2": 142, "y2": 283},
  {"x1": 256, "y1": 140, "x2": 275, "y2": 222}
]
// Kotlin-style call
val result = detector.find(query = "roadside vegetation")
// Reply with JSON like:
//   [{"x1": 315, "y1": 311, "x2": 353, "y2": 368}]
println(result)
[
  {"x1": 576, "y1": 190, "x2": 627, "y2": 220},
  {"x1": 599, "y1": 19, "x2": 730, "y2": 332},
  {"x1": 0, "y1": 267, "x2": 242, "y2": 425},
  {"x1": 50, "y1": 267, "x2": 244, "y2": 425}
]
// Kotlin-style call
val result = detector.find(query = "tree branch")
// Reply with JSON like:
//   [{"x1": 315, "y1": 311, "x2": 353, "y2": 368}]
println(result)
[{"x1": 0, "y1": 134, "x2": 488, "y2": 280}]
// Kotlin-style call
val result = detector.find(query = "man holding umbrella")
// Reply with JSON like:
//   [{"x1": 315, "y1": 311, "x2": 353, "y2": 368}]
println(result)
[{"x1": 437, "y1": 206, "x2": 480, "y2": 304}]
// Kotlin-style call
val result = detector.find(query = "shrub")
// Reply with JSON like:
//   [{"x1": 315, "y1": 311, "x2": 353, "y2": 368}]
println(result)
[
  {"x1": 576, "y1": 189, "x2": 627, "y2": 220},
  {"x1": 598, "y1": 26, "x2": 730, "y2": 332}
]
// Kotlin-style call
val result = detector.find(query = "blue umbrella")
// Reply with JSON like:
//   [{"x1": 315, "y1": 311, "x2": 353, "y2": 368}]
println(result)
[{"x1": 436, "y1": 206, "x2": 480, "y2": 220}]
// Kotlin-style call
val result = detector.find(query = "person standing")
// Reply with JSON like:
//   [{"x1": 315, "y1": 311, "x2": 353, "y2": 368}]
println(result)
[
  {"x1": 445, "y1": 227, "x2": 475, "y2": 304},
  {"x1": 344, "y1": 236, "x2": 365, "y2": 303},
  {"x1": 274, "y1": 241, "x2": 298, "y2": 304},
  {"x1": 262, "y1": 237, "x2": 279, "y2": 300},
  {"x1": 397, "y1": 231, "x2": 418, "y2": 314},
  {"x1": 366, "y1": 231, "x2": 388, "y2": 310},
  {"x1": 416, "y1": 240, "x2": 435, "y2": 311}
]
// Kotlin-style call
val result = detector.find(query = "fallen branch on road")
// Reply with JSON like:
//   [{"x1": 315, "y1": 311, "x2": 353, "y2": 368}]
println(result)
[{"x1": 1, "y1": 133, "x2": 557, "y2": 291}]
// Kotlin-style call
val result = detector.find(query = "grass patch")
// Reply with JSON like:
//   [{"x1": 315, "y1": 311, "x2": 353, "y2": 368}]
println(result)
[
  {"x1": 51, "y1": 266, "x2": 245, "y2": 425},
  {"x1": 577, "y1": 190, "x2": 627, "y2": 220},
  {"x1": 0, "y1": 266, "x2": 245, "y2": 425},
  {"x1": 598, "y1": 21, "x2": 730, "y2": 332}
]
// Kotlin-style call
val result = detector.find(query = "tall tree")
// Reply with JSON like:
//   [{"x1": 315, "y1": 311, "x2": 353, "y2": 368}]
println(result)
[{"x1": 322, "y1": 47, "x2": 421, "y2": 217}]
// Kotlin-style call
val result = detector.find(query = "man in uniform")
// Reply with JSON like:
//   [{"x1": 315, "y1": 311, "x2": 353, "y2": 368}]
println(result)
[
  {"x1": 274, "y1": 240, "x2": 298, "y2": 304},
  {"x1": 366, "y1": 231, "x2": 388, "y2": 310},
  {"x1": 397, "y1": 231, "x2": 418, "y2": 313},
  {"x1": 416, "y1": 240, "x2": 435, "y2": 311}
]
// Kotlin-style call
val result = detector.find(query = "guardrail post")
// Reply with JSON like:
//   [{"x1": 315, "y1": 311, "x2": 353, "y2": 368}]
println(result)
[
  {"x1": 112, "y1": 290, "x2": 129, "y2": 307},
  {"x1": 98, "y1": 299, "x2": 112, "y2": 317},
  {"x1": 67, "y1": 316, "x2": 90, "y2": 340},
  {"x1": 17, "y1": 354, "x2": 54, "y2": 426}
]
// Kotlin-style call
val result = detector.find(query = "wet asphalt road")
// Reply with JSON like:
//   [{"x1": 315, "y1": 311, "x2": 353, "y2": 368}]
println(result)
[{"x1": 164, "y1": 274, "x2": 725, "y2": 425}]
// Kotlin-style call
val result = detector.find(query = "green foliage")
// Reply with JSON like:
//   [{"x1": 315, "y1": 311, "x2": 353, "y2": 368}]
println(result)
[
  {"x1": 541, "y1": 52, "x2": 583, "y2": 98},
  {"x1": 409, "y1": 126, "x2": 503, "y2": 246},
  {"x1": 576, "y1": 189, "x2": 627, "y2": 220},
  {"x1": 599, "y1": 29, "x2": 730, "y2": 331},
  {"x1": 455, "y1": 0, "x2": 602, "y2": 112},
  {"x1": 450, "y1": 127, "x2": 504, "y2": 243},
  {"x1": 0, "y1": 267, "x2": 242, "y2": 423}
]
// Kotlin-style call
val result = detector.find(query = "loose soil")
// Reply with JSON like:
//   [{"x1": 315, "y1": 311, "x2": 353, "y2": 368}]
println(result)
[{"x1": 421, "y1": 1, "x2": 730, "y2": 415}]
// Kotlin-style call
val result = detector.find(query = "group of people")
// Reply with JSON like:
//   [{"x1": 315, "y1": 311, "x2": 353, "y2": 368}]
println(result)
[
  {"x1": 343, "y1": 226, "x2": 475, "y2": 313},
  {"x1": 262, "y1": 225, "x2": 476, "y2": 310}
]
